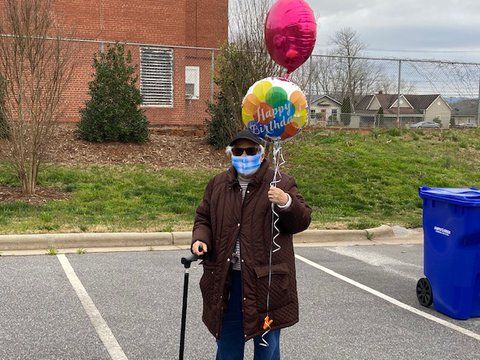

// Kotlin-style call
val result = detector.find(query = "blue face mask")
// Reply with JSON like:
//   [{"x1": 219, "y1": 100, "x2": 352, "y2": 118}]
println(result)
[{"x1": 231, "y1": 153, "x2": 262, "y2": 177}]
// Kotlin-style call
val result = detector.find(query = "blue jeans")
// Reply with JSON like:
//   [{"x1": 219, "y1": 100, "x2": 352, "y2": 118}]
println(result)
[{"x1": 216, "y1": 271, "x2": 281, "y2": 360}]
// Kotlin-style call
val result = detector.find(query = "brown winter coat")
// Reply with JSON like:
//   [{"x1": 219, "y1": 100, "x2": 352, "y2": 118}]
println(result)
[{"x1": 192, "y1": 159, "x2": 312, "y2": 341}]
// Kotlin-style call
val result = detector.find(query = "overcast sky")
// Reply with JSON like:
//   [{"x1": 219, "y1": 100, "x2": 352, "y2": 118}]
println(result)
[{"x1": 230, "y1": 0, "x2": 480, "y2": 64}]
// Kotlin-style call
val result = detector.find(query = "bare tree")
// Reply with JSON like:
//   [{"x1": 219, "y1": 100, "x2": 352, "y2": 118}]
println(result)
[
  {"x1": 304, "y1": 28, "x2": 394, "y2": 105},
  {"x1": 355, "y1": 59, "x2": 386, "y2": 95},
  {"x1": 229, "y1": 0, "x2": 280, "y2": 88},
  {"x1": 376, "y1": 74, "x2": 416, "y2": 94},
  {"x1": 311, "y1": 55, "x2": 349, "y2": 98},
  {"x1": 330, "y1": 28, "x2": 367, "y2": 108},
  {"x1": 0, "y1": 74, "x2": 7, "y2": 138},
  {"x1": 0, "y1": 0, "x2": 73, "y2": 194},
  {"x1": 288, "y1": 59, "x2": 313, "y2": 91}
]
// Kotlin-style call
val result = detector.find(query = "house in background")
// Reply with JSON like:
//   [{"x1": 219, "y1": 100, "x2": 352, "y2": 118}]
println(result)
[
  {"x1": 309, "y1": 95, "x2": 342, "y2": 126},
  {"x1": 0, "y1": 0, "x2": 228, "y2": 127},
  {"x1": 354, "y1": 92, "x2": 452, "y2": 128},
  {"x1": 451, "y1": 99, "x2": 479, "y2": 126}
]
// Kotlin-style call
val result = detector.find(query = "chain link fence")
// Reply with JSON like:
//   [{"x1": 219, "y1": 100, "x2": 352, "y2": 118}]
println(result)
[
  {"x1": 290, "y1": 54, "x2": 480, "y2": 129},
  {"x1": 4, "y1": 34, "x2": 480, "y2": 129}
]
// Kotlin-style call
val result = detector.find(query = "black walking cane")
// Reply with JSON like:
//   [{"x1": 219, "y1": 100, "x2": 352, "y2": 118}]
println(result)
[{"x1": 179, "y1": 249, "x2": 200, "y2": 360}]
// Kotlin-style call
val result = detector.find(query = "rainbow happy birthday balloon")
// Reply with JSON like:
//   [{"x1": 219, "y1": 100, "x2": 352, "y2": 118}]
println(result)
[{"x1": 242, "y1": 77, "x2": 308, "y2": 142}]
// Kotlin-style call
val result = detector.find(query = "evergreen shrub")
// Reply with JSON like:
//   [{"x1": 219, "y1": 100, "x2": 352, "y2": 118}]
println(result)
[{"x1": 78, "y1": 43, "x2": 148, "y2": 143}]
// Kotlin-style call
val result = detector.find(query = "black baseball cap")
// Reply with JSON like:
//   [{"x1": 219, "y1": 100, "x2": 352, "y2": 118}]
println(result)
[{"x1": 229, "y1": 129, "x2": 263, "y2": 146}]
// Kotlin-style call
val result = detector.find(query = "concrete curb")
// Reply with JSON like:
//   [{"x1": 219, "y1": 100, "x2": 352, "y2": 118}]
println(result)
[
  {"x1": 0, "y1": 232, "x2": 173, "y2": 251},
  {"x1": 0, "y1": 225, "x2": 402, "y2": 252},
  {"x1": 293, "y1": 225, "x2": 394, "y2": 243}
]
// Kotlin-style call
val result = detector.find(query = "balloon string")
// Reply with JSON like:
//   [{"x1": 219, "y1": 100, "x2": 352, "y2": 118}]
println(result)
[
  {"x1": 261, "y1": 141, "x2": 285, "y2": 347},
  {"x1": 270, "y1": 141, "x2": 284, "y2": 254}
]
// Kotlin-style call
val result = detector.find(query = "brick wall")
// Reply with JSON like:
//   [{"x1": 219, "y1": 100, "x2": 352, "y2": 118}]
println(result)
[{"x1": 0, "y1": 0, "x2": 228, "y2": 126}]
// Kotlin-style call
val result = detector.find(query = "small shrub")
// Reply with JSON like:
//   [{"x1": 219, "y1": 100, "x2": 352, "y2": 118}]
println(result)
[
  {"x1": 387, "y1": 128, "x2": 401, "y2": 137},
  {"x1": 78, "y1": 43, "x2": 149, "y2": 143},
  {"x1": 64, "y1": 184, "x2": 75, "y2": 192},
  {"x1": 340, "y1": 97, "x2": 352, "y2": 126},
  {"x1": 371, "y1": 128, "x2": 381, "y2": 139},
  {"x1": 205, "y1": 42, "x2": 280, "y2": 148},
  {"x1": 377, "y1": 107, "x2": 384, "y2": 128},
  {"x1": 205, "y1": 93, "x2": 241, "y2": 149}
]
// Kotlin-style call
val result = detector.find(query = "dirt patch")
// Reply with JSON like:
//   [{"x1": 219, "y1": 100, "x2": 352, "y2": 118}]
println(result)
[{"x1": 0, "y1": 185, "x2": 70, "y2": 204}]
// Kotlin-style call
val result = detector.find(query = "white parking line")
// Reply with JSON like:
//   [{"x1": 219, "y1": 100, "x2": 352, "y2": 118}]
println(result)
[
  {"x1": 325, "y1": 246, "x2": 422, "y2": 281},
  {"x1": 295, "y1": 254, "x2": 480, "y2": 342},
  {"x1": 57, "y1": 254, "x2": 128, "y2": 360}
]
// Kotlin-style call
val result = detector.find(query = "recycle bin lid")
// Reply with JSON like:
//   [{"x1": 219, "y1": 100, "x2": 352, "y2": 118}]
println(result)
[{"x1": 419, "y1": 186, "x2": 480, "y2": 206}]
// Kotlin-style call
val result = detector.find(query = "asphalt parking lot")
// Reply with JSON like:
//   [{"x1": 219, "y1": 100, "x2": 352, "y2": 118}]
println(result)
[{"x1": 1, "y1": 243, "x2": 480, "y2": 359}]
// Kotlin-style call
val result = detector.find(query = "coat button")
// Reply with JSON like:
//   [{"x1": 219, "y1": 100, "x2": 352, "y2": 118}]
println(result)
[
  {"x1": 227, "y1": 258, "x2": 230, "y2": 262},
  {"x1": 241, "y1": 259, "x2": 244, "y2": 263},
  {"x1": 243, "y1": 297, "x2": 246, "y2": 301},
  {"x1": 237, "y1": 223, "x2": 240, "y2": 227}
]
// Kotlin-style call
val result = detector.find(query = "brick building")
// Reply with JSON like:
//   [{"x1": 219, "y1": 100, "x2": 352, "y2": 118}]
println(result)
[{"x1": 1, "y1": 0, "x2": 228, "y2": 127}]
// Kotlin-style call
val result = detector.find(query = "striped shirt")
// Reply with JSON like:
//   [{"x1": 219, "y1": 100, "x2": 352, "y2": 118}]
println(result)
[{"x1": 232, "y1": 176, "x2": 249, "y2": 271}]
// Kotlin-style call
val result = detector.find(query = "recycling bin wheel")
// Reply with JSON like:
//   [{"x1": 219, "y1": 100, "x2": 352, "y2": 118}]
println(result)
[{"x1": 416, "y1": 277, "x2": 433, "y2": 307}]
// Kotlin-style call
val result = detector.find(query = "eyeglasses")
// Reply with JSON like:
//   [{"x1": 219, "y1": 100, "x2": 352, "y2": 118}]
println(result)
[{"x1": 231, "y1": 147, "x2": 259, "y2": 156}]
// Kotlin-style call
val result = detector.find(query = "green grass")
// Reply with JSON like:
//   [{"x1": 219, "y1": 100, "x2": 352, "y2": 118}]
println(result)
[
  {"x1": 0, "y1": 164, "x2": 217, "y2": 234},
  {"x1": 284, "y1": 128, "x2": 480, "y2": 229},
  {"x1": 46, "y1": 246, "x2": 59, "y2": 255},
  {"x1": 2, "y1": 128, "x2": 480, "y2": 233}
]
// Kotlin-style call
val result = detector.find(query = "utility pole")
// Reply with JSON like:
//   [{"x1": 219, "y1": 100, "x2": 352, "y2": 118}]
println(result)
[
  {"x1": 477, "y1": 77, "x2": 480, "y2": 126},
  {"x1": 308, "y1": 56, "x2": 313, "y2": 124},
  {"x1": 397, "y1": 60, "x2": 402, "y2": 128},
  {"x1": 210, "y1": 49, "x2": 215, "y2": 102}
]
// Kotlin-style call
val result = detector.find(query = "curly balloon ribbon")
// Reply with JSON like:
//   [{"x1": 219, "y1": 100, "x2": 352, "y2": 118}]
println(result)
[
  {"x1": 270, "y1": 141, "x2": 285, "y2": 254},
  {"x1": 260, "y1": 315, "x2": 273, "y2": 347},
  {"x1": 261, "y1": 141, "x2": 286, "y2": 347}
]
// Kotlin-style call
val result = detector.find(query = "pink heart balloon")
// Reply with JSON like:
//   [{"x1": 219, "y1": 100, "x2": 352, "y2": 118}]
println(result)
[{"x1": 264, "y1": 0, "x2": 317, "y2": 76}]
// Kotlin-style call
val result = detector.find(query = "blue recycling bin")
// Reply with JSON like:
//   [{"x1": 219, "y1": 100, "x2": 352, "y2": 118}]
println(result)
[{"x1": 418, "y1": 186, "x2": 480, "y2": 320}]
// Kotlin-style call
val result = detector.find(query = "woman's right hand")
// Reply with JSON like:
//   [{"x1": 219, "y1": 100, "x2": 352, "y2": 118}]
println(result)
[{"x1": 192, "y1": 240, "x2": 208, "y2": 256}]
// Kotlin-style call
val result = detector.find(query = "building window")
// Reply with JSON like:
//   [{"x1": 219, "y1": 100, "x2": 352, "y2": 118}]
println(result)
[
  {"x1": 310, "y1": 109, "x2": 316, "y2": 119},
  {"x1": 185, "y1": 66, "x2": 200, "y2": 99},
  {"x1": 140, "y1": 47, "x2": 173, "y2": 106},
  {"x1": 331, "y1": 109, "x2": 338, "y2": 120}
]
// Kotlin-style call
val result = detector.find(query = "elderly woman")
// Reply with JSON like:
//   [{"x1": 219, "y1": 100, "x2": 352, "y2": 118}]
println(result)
[{"x1": 191, "y1": 129, "x2": 312, "y2": 360}]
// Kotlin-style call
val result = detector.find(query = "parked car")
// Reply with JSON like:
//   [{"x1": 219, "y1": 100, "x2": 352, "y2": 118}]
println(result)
[
  {"x1": 456, "y1": 123, "x2": 477, "y2": 128},
  {"x1": 410, "y1": 121, "x2": 441, "y2": 129}
]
